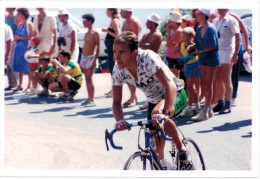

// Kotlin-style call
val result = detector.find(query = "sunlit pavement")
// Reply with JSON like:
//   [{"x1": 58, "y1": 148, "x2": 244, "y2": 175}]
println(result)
[{"x1": 4, "y1": 72, "x2": 252, "y2": 171}]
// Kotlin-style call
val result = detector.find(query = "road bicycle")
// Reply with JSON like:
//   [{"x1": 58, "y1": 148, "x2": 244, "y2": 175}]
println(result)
[{"x1": 105, "y1": 119, "x2": 206, "y2": 170}]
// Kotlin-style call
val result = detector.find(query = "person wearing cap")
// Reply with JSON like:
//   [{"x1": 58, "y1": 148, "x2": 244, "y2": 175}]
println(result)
[
  {"x1": 138, "y1": 13, "x2": 163, "y2": 110},
  {"x1": 181, "y1": 14, "x2": 194, "y2": 28},
  {"x1": 139, "y1": 13, "x2": 162, "y2": 53},
  {"x1": 12, "y1": 8, "x2": 34, "y2": 93},
  {"x1": 57, "y1": 8, "x2": 79, "y2": 63},
  {"x1": 102, "y1": 8, "x2": 121, "y2": 98},
  {"x1": 33, "y1": 8, "x2": 57, "y2": 57},
  {"x1": 211, "y1": 9, "x2": 241, "y2": 114},
  {"x1": 24, "y1": 37, "x2": 42, "y2": 95},
  {"x1": 120, "y1": 8, "x2": 142, "y2": 108},
  {"x1": 191, "y1": 9, "x2": 220, "y2": 121},
  {"x1": 80, "y1": 13, "x2": 100, "y2": 107},
  {"x1": 165, "y1": 10, "x2": 183, "y2": 78}
]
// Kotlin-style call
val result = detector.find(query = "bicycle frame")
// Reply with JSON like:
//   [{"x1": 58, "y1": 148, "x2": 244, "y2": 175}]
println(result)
[{"x1": 105, "y1": 119, "x2": 172, "y2": 170}]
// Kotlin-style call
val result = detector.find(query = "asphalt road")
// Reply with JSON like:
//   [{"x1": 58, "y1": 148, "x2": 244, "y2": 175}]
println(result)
[{"x1": 3, "y1": 72, "x2": 253, "y2": 175}]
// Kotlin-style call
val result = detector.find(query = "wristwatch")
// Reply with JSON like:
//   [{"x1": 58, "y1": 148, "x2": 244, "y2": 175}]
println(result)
[{"x1": 162, "y1": 109, "x2": 171, "y2": 116}]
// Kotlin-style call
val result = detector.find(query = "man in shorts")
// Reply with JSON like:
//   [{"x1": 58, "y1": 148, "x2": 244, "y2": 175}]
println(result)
[
  {"x1": 212, "y1": 9, "x2": 241, "y2": 114},
  {"x1": 112, "y1": 31, "x2": 193, "y2": 170},
  {"x1": 80, "y1": 13, "x2": 100, "y2": 107},
  {"x1": 49, "y1": 51, "x2": 82, "y2": 100},
  {"x1": 33, "y1": 8, "x2": 57, "y2": 57}
]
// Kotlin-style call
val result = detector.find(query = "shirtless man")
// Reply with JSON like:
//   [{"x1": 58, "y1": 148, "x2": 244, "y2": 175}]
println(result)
[
  {"x1": 139, "y1": 13, "x2": 163, "y2": 110},
  {"x1": 120, "y1": 8, "x2": 142, "y2": 108},
  {"x1": 80, "y1": 13, "x2": 100, "y2": 107},
  {"x1": 139, "y1": 13, "x2": 162, "y2": 53}
]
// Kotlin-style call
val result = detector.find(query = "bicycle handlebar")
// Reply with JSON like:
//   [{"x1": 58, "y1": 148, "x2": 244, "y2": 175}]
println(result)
[{"x1": 105, "y1": 119, "x2": 173, "y2": 151}]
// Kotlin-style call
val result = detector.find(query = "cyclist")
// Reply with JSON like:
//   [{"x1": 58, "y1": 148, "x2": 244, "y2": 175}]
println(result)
[{"x1": 112, "y1": 31, "x2": 193, "y2": 170}]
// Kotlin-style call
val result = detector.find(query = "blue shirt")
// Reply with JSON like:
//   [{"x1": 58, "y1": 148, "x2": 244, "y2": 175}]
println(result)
[
  {"x1": 5, "y1": 16, "x2": 17, "y2": 35},
  {"x1": 195, "y1": 22, "x2": 220, "y2": 66}
]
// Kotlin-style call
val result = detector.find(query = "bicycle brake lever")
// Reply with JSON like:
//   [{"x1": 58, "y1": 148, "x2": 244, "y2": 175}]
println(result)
[{"x1": 105, "y1": 129, "x2": 110, "y2": 151}]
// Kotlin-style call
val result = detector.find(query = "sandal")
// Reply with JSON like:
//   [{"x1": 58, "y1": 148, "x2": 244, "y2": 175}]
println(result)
[
  {"x1": 122, "y1": 100, "x2": 137, "y2": 108},
  {"x1": 12, "y1": 87, "x2": 23, "y2": 93}
]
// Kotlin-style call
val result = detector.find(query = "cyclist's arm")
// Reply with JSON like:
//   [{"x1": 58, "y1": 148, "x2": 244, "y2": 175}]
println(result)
[
  {"x1": 112, "y1": 85, "x2": 124, "y2": 122},
  {"x1": 155, "y1": 67, "x2": 177, "y2": 117}
]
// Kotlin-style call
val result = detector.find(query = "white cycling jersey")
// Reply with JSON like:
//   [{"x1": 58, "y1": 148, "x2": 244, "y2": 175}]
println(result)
[{"x1": 113, "y1": 49, "x2": 183, "y2": 104}]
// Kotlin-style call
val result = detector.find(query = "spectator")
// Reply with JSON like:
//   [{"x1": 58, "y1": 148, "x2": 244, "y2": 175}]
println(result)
[
  {"x1": 57, "y1": 8, "x2": 79, "y2": 62},
  {"x1": 24, "y1": 37, "x2": 41, "y2": 95},
  {"x1": 102, "y1": 8, "x2": 121, "y2": 98},
  {"x1": 229, "y1": 12, "x2": 252, "y2": 106},
  {"x1": 192, "y1": 9, "x2": 220, "y2": 121},
  {"x1": 138, "y1": 13, "x2": 163, "y2": 110},
  {"x1": 178, "y1": 27, "x2": 201, "y2": 117},
  {"x1": 120, "y1": 8, "x2": 142, "y2": 108},
  {"x1": 79, "y1": 13, "x2": 100, "y2": 107},
  {"x1": 181, "y1": 14, "x2": 193, "y2": 28},
  {"x1": 12, "y1": 8, "x2": 34, "y2": 93},
  {"x1": 212, "y1": 9, "x2": 241, "y2": 114},
  {"x1": 165, "y1": 10, "x2": 183, "y2": 78},
  {"x1": 5, "y1": 8, "x2": 18, "y2": 90},
  {"x1": 5, "y1": 24, "x2": 15, "y2": 90},
  {"x1": 28, "y1": 57, "x2": 58, "y2": 96},
  {"x1": 49, "y1": 51, "x2": 82, "y2": 100},
  {"x1": 33, "y1": 8, "x2": 57, "y2": 57}
]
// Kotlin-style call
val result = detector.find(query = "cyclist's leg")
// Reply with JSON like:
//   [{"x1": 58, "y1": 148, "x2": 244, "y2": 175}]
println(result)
[
  {"x1": 147, "y1": 102, "x2": 165, "y2": 160},
  {"x1": 151, "y1": 100, "x2": 184, "y2": 152}
]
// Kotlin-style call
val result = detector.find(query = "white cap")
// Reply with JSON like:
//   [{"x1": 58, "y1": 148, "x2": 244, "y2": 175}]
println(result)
[
  {"x1": 168, "y1": 10, "x2": 182, "y2": 23},
  {"x1": 146, "y1": 13, "x2": 161, "y2": 24},
  {"x1": 197, "y1": 9, "x2": 211, "y2": 18},
  {"x1": 58, "y1": 8, "x2": 68, "y2": 16},
  {"x1": 182, "y1": 14, "x2": 193, "y2": 22},
  {"x1": 120, "y1": 8, "x2": 132, "y2": 12}
]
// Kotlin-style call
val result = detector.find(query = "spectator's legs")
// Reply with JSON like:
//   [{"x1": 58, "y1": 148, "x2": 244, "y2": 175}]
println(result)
[
  {"x1": 59, "y1": 73, "x2": 72, "y2": 94},
  {"x1": 201, "y1": 65, "x2": 217, "y2": 110},
  {"x1": 84, "y1": 67, "x2": 95, "y2": 102}
]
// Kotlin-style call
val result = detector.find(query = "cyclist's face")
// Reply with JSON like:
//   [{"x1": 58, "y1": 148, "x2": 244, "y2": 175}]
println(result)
[{"x1": 113, "y1": 43, "x2": 133, "y2": 69}]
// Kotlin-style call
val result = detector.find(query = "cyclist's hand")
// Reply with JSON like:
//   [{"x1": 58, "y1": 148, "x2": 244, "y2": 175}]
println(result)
[
  {"x1": 115, "y1": 120, "x2": 131, "y2": 131},
  {"x1": 152, "y1": 114, "x2": 168, "y2": 126}
]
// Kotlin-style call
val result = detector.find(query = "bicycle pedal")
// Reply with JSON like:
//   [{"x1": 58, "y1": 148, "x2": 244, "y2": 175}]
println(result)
[{"x1": 169, "y1": 151, "x2": 176, "y2": 157}]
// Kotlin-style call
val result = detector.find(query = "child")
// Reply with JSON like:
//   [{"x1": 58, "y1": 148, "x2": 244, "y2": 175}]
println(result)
[
  {"x1": 24, "y1": 37, "x2": 41, "y2": 94},
  {"x1": 178, "y1": 27, "x2": 201, "y2": 117},
  {"x1": 27, "y1": 57, "x2": 58, "y2": 96}
]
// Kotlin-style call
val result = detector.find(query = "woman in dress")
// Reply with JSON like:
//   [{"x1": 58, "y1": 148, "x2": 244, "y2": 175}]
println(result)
[
  {"x1": 102, "y1": 8, "x2": 120, "y2": 98},
  {"x1": 12, "y1": 8, "x2": 34, "y2": 93}
]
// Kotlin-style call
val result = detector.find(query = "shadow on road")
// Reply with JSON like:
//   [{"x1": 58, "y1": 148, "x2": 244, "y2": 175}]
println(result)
[
  {"x1": 63, "y1": 107, "x2": 113, "y2": 118},
  {"x1": 197, "y1": 119, "x2": 252, "y2": 137}
]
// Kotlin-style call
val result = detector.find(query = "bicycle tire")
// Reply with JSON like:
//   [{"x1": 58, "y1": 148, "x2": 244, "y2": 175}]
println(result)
[
  {"x1": 123, "y1": 151, "x2": 160, "y2": 170},
  {"x1": 183, "y1": 137, "x2": 206, "y2": 170}
]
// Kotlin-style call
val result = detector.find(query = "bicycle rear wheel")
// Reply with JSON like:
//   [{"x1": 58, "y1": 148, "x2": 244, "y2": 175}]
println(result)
[
  {"x1": 183, "y1": 137, "x2": 206, "y2": 170},
  {"x1": 123, "y1": 151, "x2": 160, "y2": 170}
]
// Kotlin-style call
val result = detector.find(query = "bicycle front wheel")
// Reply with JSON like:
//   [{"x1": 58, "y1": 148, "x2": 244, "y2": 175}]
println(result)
[
  {"x1": 183, "y1": 137, "x2": 206, "y2": 170},
  {"x1": 123, "y1": 151, "x2": 160, "y2": 170}
]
